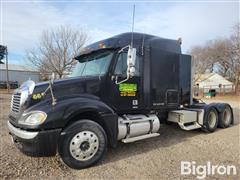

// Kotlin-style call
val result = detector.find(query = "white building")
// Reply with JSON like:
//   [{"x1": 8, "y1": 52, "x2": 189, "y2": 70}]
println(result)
[
  {"x1": 0, "y1": 64, "x2": 40, "y2": 85},
  {"x1": 195, "y1": 73, "x2": 234, "y2": 92}
]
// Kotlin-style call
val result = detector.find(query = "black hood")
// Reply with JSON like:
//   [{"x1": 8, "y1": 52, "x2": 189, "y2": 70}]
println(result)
[
  {"x1": 32, "y1": 76, "x2": 104, "y2": 102},
  {"x1": 33, "y1": 77, "x2": 85, "y2": 94}
]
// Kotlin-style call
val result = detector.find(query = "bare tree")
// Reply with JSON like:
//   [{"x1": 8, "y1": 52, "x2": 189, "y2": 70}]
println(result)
[
  {"x1": 229, "y1": 23, "x2": 240, "y2": 92},
  {"x1": 190, "y1": 23, "x2": 240, "y2": 93},
  {"x1": 210, "y1": 24, "x2": 240, "y2": 92},
  {"x1": 191, "y1": 44, "x2": 216, "y2": 82},
  {"x1": 26, "y1": 26, "x2": 89, "y2": 78},
  {"x1": 206, "y1": 39, "x2": 232, "y2": 77}
]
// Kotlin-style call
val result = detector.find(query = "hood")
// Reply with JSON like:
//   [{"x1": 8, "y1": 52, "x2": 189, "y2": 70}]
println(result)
[
  {"x1": 33, "y1": 77, "x2": 85, "y2": 94},
  {"x1": 31, "y1": 76, "x2": 103, "y2": 102}
]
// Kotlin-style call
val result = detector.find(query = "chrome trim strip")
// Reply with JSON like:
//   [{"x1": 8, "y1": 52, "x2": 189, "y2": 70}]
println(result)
[{"x1": 8, "y1": 121, "x2": 38, "y2": 140}]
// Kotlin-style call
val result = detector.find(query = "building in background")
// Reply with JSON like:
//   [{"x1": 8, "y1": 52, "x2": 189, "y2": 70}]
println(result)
[
  {"x1": 194, "y1": 73, "x2": 234, "y2": 94},
  {"x1": 0, "y1": 64, "x2": 40, "y2": 88}
]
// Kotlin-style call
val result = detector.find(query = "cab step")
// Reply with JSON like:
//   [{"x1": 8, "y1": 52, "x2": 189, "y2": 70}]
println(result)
[
  {"x1": 121, "y1": 133, "x2": 160, "y2": 143},
  {"x1": 168, "y1": 110, "x2": 203, "y2": 130},
  {"x1": 178, "y1": 122, "x2": 201, "y2": 131}
]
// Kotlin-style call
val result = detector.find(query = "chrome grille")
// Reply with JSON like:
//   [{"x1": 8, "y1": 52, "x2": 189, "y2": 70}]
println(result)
[{"x1": 11, "y1": 93, "x2": 21, "y2": 113}]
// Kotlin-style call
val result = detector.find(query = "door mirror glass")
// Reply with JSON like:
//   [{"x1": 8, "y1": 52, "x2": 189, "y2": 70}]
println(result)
[{"x1": 127, "y1": 47, "x2": 136, "y2": 77}]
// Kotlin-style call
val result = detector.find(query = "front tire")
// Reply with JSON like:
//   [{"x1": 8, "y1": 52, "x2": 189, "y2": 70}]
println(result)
[{"x1": 58, "y1": 120, "x2": 107, "y2": 169}]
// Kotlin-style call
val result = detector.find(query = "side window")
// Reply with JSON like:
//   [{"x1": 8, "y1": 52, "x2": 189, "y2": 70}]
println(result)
[{"x1": 114, "y1": 52, "x2": 142, "y2": 76}]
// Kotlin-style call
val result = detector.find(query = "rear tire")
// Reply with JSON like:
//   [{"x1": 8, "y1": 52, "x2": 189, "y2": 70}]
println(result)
[
  {"x1": 202, "y1": 107, "x2": 218, "y2": 133},
  {"x1": 58, "y1": 120, "x2": 107, "y2": 169},
  {"x1": 219, "y1": 105, "x2": 233, "y2": 128}
]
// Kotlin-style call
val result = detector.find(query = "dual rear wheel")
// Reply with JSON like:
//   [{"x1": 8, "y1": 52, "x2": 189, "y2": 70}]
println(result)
[
  {"x1": 219, "y1": 105, "x2": 233, "y2": 128},
  {"x1": 202, "y1": 105, "x2": 233, "y2": 133}
]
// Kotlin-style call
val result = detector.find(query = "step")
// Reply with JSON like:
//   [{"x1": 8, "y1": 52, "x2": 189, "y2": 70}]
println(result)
[
  {"x1": 122, "y1": 133, "x2": 160, "y2": 143},
  {"x1": 178, "y1": 122, "x2": 202, "y2": 131}
]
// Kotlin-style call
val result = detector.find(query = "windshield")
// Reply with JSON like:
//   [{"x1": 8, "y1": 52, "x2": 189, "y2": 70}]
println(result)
[{"x1": 70, "y1": 50, "x2": 114, "y2": 77}]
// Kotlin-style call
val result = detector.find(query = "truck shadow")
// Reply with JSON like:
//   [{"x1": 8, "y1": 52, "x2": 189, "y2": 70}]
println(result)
[
  {"x1": 102, "y1": 124, "x2": 201, "y2": 165},
  {"x1": 101, "y1": 107, "x2": 239, "y2": 166}
]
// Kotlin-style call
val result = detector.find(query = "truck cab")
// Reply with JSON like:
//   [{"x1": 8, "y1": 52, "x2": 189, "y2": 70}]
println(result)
[{"x1": 8, "y1": 32, "x2": 234, "y2": 169}]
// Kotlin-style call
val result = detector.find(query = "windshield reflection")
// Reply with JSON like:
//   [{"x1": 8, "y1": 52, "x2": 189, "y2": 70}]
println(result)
[{"x1": 70, "y1": 50, "x2": 114, "y2": 77}]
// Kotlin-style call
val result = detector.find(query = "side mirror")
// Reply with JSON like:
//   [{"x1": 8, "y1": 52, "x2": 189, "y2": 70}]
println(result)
[
  {"x1": 115, "y1": 46, "x2": 137, "y2": 84},
  {"x1": 127, "y1": 47, "x2": 136, "y2": 77}
]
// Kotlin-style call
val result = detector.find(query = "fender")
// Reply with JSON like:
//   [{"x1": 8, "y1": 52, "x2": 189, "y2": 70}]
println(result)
[
  {"x1": 25, "y1": 95, "x2": 119, "y2": 147},
  {"x1": 204, "y1": 103, "x2": 232, "y2": 113}
]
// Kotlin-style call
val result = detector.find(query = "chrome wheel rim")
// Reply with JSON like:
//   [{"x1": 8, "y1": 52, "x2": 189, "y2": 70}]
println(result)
[
  {"x1": 223, "y1": 107, "x2": 231, "y2": 125},
  {"x1": 69, "y1": 131, "x2": 99, "y2": 161},
  {"x1": 208, "y1": 111, "x2": 217, "y2": 129}
]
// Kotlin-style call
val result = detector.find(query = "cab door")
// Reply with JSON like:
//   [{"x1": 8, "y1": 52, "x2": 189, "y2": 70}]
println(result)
[{"x1": 107, "y1": 52, "x2": 143, "y2": 113}]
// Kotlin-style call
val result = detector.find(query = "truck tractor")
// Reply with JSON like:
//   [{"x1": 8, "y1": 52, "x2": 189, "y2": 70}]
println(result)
[{"x1": 8, "y1": 32, "x2": 234, "y2": 169}]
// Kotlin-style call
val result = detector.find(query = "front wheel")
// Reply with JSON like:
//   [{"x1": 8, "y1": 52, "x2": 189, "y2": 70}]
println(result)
[{"x1": 58, "y1": 120, "x2": 107, "y2": 169}]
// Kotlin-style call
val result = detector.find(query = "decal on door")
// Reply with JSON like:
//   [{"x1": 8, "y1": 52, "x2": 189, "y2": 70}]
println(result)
[{"x1": 119, "y1": 83, "x2": 137, "y2": 96}]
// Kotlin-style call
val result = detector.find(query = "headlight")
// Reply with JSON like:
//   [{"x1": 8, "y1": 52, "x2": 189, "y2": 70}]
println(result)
[{"x1": 19, "y1": 111, "x2": 47, "y2": 126}]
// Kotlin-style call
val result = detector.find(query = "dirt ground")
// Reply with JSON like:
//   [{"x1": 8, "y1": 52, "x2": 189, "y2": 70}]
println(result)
[{"x1": 0, "y1": 94, "x2": 239, "y2": 179}]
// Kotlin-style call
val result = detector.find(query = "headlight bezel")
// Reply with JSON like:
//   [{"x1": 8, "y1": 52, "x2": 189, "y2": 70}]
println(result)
[{"x1": 18, "y1": 111, "x2": 47, "y2": 126}]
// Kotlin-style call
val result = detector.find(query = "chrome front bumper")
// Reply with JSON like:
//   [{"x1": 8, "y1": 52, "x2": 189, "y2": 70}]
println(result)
[{"x1": 7, "y1": 121, "x2": 38, "y2": 140}]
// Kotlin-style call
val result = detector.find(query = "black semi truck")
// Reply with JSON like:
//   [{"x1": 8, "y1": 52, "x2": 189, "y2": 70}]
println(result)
[{"x1": 8, "y1": 32, "x2": 234, "y2": 169}]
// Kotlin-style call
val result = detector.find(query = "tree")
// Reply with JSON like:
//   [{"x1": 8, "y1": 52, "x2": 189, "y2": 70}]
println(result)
[
  {"x1": 229, "y1": 23, "x2": 240, "y2": 92},
  {"x1": 26, "y1": 26, "x2": 89, "y2": 78},
  {"x1": 191, "y1": 44, "x2": 217, "y2": 82},
  {"x1": 190, "y1": 23, "x2": 240, "y2": 93},
  {"x1": 210, "y1": 24, "x2": 240, "y2": 92},
  {"x1": 0, "y1": 45, "x2": 7, "y2": 64},
  {"x1": 203, "y1": 39, "x2": 233, "y2": 78}
]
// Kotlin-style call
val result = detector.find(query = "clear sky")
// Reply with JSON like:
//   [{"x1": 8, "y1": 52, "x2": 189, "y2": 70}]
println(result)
[{"x1": 0, "y1": 0, "x2": 239, "y2": 65}]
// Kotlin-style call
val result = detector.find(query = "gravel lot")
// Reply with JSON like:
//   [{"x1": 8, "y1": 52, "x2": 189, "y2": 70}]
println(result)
[{"x1": 0, "y1": 93, "x2": 239, "y2": 179}]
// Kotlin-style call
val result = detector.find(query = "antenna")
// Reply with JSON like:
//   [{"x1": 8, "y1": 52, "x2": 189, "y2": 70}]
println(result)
[{"x1": 131, "y1": 4, "x2": 135, "y2": 48}]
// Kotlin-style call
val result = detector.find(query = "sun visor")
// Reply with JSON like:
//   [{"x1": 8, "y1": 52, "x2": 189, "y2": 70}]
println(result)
[{"x1": 74, "y1": 38, "x2": 120, "y2": 61}]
